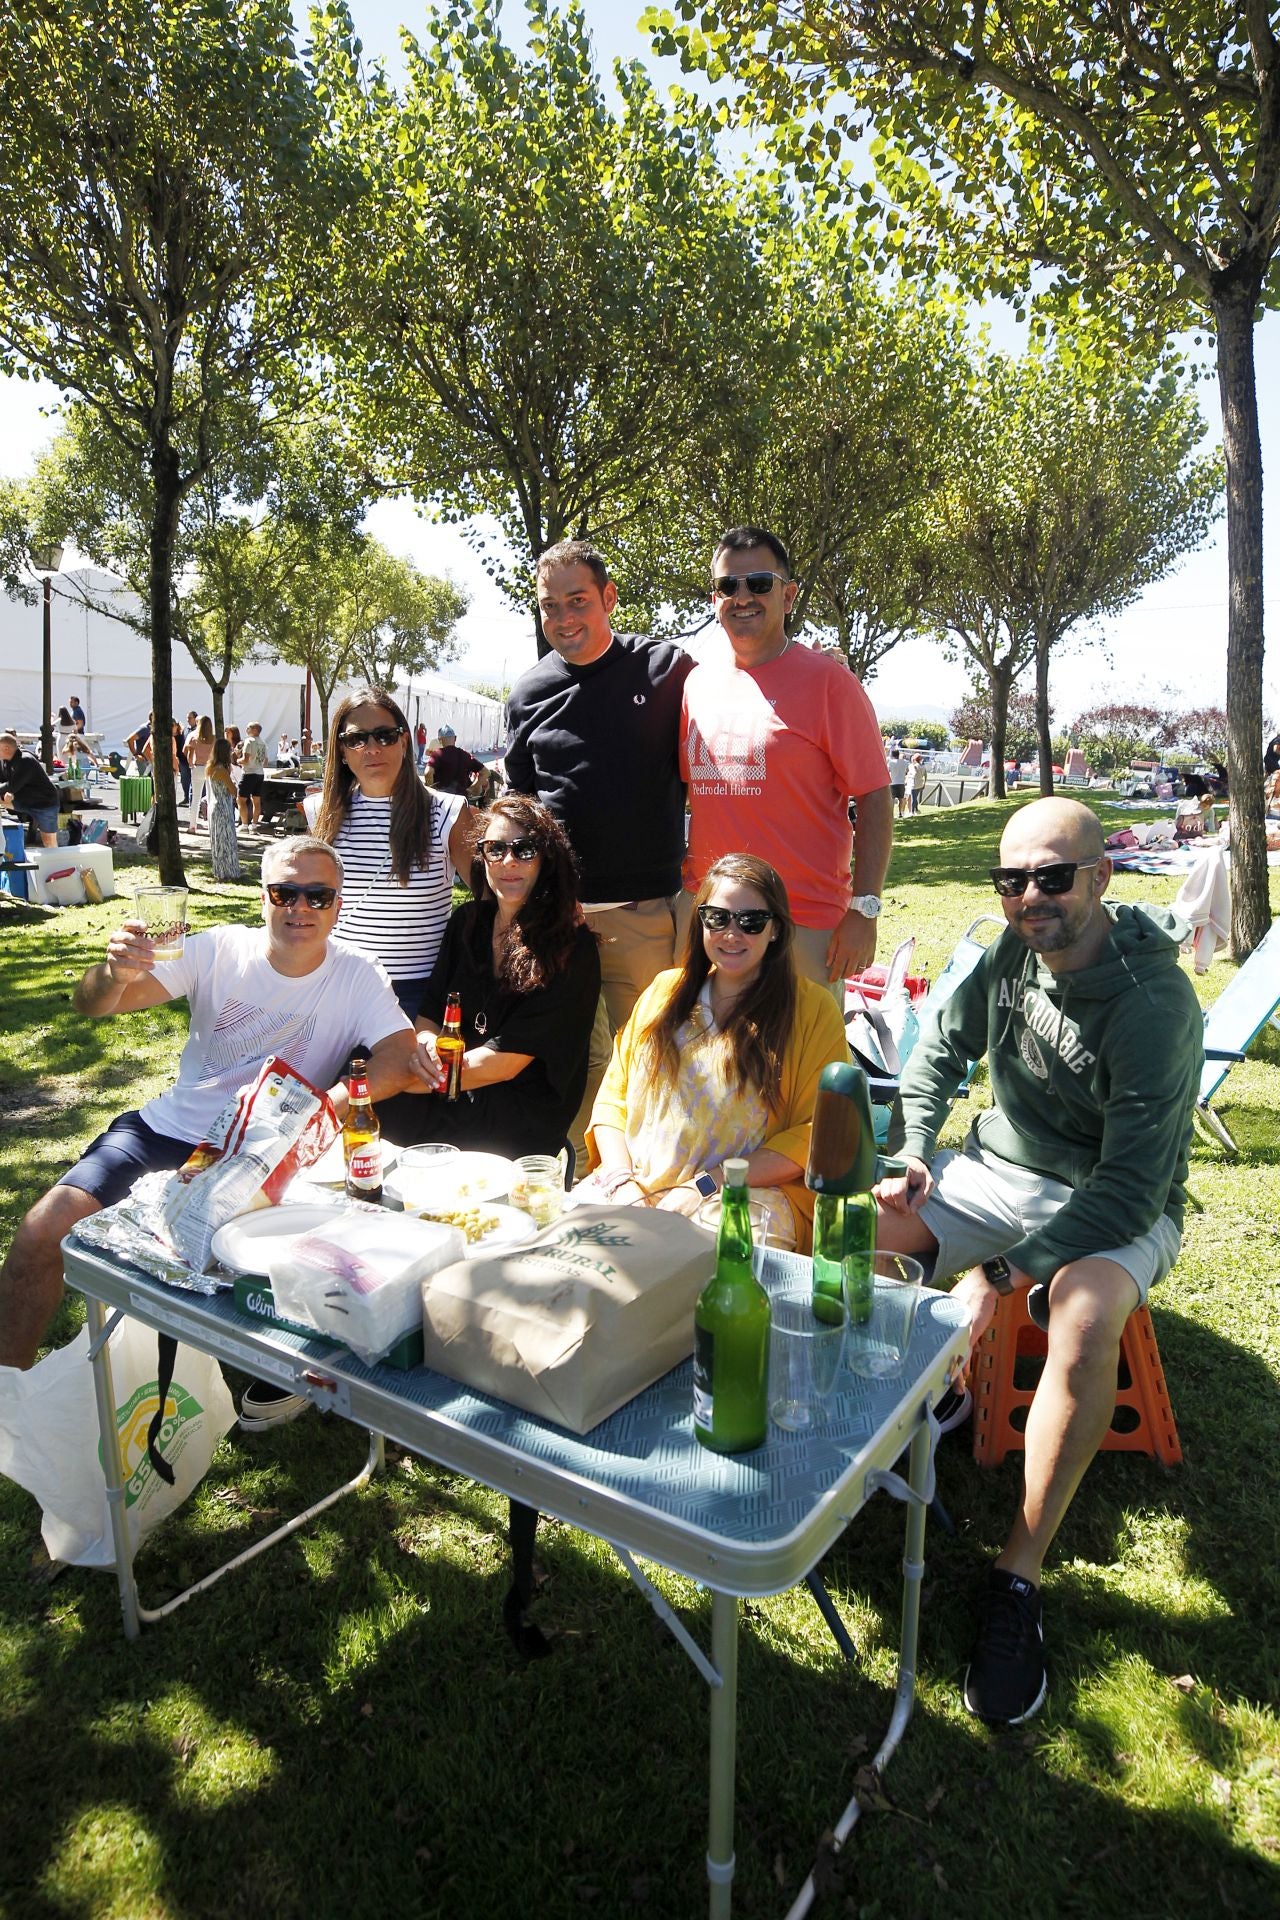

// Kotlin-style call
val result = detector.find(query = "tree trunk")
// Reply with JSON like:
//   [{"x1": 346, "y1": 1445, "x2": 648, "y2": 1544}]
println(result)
[
  {"x1": 148, "y1": 440, "x2": 186, "y2": 887},
  {"x1": 1214, "y1": 281, "x2": 1270, "y2": 958},
  {"x1": 211, "y1": 686, "x2": 225, "y2": 739},
  {"x1": 1035, "y1": 623, "x2": 1055, "y2": 797},
  {"x1": 988, "y1": 657, "x2": 1012, "y2": 801}
]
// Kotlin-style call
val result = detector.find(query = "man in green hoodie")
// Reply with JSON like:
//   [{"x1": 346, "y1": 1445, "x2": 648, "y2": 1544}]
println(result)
[{"x1": 876, "y1": 798, "x2": 1202, "y2": 1727}]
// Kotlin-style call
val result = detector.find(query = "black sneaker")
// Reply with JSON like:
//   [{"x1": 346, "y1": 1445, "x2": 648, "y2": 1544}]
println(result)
[{"x1": 963, "y1": 1569, "x2": 1047, "y2": 1725}]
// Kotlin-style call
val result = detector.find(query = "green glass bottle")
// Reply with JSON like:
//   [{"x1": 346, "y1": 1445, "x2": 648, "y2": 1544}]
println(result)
[
  {"x1": 693, "y1": 1158, "x2": 771, "y2": 1453},
  {"x1": 806, "y1": 1063, "x2": 883, "y2": 1328}
]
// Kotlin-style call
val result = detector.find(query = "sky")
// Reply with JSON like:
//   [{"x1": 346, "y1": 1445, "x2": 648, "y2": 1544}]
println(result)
[{"x1": 3, "y1": 0, "x2": 1276, "y2": 732}]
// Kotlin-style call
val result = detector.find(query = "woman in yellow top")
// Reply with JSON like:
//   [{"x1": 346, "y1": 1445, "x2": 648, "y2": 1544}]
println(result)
[{"x1": 583, "y1": 853, "x2": 849, "y2": 1250}]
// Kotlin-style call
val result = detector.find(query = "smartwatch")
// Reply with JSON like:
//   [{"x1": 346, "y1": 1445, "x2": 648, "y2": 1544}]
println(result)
[
  {"x1": 693, "y1": 1171, "x2": 719, "y2": 1199},
  {"x1": 981, "y1": 1255, "x2": 1015, "y2": 1295},
  {"x1": 850, "y1": 894, "x2": 882, "y2": 919}
]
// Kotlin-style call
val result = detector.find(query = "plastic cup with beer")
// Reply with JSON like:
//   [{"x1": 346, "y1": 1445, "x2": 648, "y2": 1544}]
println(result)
[{"x1": 132, "y1": 885, "x2": 189, "y2": 960}]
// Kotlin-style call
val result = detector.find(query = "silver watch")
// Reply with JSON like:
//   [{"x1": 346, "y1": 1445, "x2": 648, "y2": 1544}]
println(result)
[{"x1": 850, "y1": 894, "x2": 882, "y2": 919}]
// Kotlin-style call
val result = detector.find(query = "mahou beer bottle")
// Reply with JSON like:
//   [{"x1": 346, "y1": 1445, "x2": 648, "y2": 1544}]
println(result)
[
  {"x1": 438, "y1": 991, "x2": 465, "y2": 1102},
  {"x1": 343, "y1": 1056, "x2": 383, "y2": 1202},
  {"x1": 692, "y1": 1158, "x2": 770, "y2": 1453}
]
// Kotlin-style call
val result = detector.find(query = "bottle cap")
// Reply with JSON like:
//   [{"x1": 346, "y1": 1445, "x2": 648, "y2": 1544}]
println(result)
[{"x1": 723, "y1": 1157, "x2": 748, "y2": 1185}]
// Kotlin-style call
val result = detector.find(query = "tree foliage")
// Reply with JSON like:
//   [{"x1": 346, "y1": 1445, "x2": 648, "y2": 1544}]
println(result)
[
  {"x1": 920, "y1": 334, "x2": 1221, "y2": 797},
  {"x1": 254, "y1": 536, "x2": 467, "y2": 747},
  {"x1": 0, "y1": 478, "x2": 35, "y2": 605},
  {"x1": 950, "y1": 687, "x2": 1041, "y2": 765},
  {"x1": 0, "y1": 0, "x2": 345, "y2": 879},
  {"x1": 644, "y1": 0, "x2": 1278, "y2": 949},
  {"x1": 308, "y1": 0, "x2": 765, "y2": 658}
]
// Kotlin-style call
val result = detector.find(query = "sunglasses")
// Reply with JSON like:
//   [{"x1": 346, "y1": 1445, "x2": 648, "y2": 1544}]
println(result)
[
  {"x1": 712, "y1": 571, "x2": 788, "y2": 598},
  {"x1": 990, "y1": 858, "x2": 1101, "y2": 898},
  {"x1": 697, "y1": 905, "x2": 775, "y2": 935},
  {"x1": 480, "y1": 837, "x2": 540, "y2": 863},
  {"x1": 339, "y1": 725, "x2": 404, "y2": 749},
  {"x1": 265, "y1": 883, "x2": 339, "y2": 909}
]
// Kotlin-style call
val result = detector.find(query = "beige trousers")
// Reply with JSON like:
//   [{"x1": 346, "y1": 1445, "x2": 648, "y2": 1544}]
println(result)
[{"x1": 570, "y1": 896, "x2": 678, "y2": 1171}]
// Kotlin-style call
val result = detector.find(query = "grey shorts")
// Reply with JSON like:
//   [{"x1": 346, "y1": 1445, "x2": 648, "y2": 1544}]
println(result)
[{"x1": 919, "y1": 1129, "x2": 1181, "y2": 1329}]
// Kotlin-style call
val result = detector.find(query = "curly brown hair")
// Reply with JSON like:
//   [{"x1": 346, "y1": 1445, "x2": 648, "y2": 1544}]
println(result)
[
  {"x1": 638, "y1": 854, "x2": 797, "y2": 1110},
  {"x1": 313, "y1": 686, "x2": 434, "y2": 887},
  {"x1": 467, "y1": 795, "x2": 588, "y2": 993}
]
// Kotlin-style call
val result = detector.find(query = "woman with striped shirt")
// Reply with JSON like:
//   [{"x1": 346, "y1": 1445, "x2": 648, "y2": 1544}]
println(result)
[{"x1": 314, "y1": 687, "x2": 477, "y2": 1017}]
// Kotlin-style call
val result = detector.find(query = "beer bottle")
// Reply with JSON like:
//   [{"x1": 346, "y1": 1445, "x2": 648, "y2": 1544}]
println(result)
[
  {"x1": 437, "y1": 991, "x2": 465, "y2": 1102},
  {"x1": 343, "y1": 1056, "x2": 383, "y2": 1203},
  {"x1": 693, "y1": 1158, "x2": 770, "y2": 1453}
]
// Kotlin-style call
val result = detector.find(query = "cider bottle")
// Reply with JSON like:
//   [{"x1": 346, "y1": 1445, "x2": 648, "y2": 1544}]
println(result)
[
  {"x1": 437, "y1": 991, "x2": 465, "y2": 1101},
  {"x1": 693, "y1": 1158, "x2": 770, "y2": 1454},
  {"x1": 343, "y1": 1056, "x2": 383, "y2": 1202}
]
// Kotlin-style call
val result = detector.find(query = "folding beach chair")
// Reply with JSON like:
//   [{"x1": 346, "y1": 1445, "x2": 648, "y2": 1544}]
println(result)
[
  {"x1": 1195, "y1": 923, "x2": 1280, "y2": 1152},
  {"x1": 846, "y1": 918, "x2": 1003, "y2": 1144}
]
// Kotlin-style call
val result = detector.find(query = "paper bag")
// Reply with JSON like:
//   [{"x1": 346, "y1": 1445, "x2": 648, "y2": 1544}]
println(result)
[{"x1": 420, "y1": 1206, "x2": 714, "y2": 1433}]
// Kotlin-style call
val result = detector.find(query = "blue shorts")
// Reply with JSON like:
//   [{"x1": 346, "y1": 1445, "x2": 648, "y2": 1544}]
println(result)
[
  {"x1": 26, "y1": 806, "x2": 59, "y2": 836},
  {"x1": 58, "y1": 1111, "x2": 195, "y2": 1208}
]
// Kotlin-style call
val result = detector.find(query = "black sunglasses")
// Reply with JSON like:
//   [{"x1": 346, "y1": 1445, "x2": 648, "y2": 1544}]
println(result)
[
  {"x1": 990, "y1": 858, "x2": 1101, "y2": 898},
  {"x1": 712, "y1": 571, "x2": 788, "y2": 598},
  {"x1": 265, "y1": 883, "x2": 339, "y2": 909},
  {"x1": 697, "y1": 905, "x2": 775, "y2": 935},
  {"x1": 339, "y1": 725, "x2": 404, "y2": 749},
  {"x1": 480, "y1": 837, "x2": 540, "y2": 863}
]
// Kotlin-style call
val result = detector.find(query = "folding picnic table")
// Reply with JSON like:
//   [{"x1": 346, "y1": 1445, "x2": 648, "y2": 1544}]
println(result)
[{"x1": 63, "y1": 1229, "x2": 967, "y2": 1920}]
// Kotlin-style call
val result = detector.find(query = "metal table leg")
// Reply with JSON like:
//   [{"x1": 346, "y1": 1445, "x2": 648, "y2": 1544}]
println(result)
[
  {"x1": 784, "y1": 1416, "x2": 933, "y2": 1919},
  {"x1": 707, "y1": 1588, "x2": 739, "y2": 1919},
  {"x1": 85, "y1": 1295, "x2": 141, "y2": 1640}
]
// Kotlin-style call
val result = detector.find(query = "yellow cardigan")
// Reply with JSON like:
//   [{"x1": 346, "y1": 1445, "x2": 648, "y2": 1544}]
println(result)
[{"x1": 586, "y1": 970, "x2": 851, "y2": 1250}]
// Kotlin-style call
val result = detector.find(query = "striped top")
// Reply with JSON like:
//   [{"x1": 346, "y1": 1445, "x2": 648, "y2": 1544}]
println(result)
[{"x1": 332, "y1": 787, "x2": 467, "y2": 983}]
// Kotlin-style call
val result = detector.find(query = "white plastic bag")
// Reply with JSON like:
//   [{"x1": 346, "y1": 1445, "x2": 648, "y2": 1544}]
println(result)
[{"x1": 0, "y1": 1317, "x2": 237, "y2": 1567}]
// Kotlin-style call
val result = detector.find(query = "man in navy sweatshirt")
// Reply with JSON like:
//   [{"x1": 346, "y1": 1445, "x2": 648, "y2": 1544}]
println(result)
[{"x1": 504, "y1": 540, "x2": 693, "y2": 1160}]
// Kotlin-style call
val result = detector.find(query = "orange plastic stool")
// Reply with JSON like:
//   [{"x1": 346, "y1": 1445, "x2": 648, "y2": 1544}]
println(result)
[{"x1": 971, "y1": 1288, "x2": 1182, "y2": 1467}]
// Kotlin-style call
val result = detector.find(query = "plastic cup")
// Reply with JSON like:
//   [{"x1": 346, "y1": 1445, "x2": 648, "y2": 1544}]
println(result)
[
  {"x1": 132, "y1": 885, "x2": 188, "y2": 960},
  {"x1": 769, "y1": 1289, "x2": 847, "y2": 1431},
  {"x1": 846, "y1": 1252, "x2": 924, "y2": 1379},
  {"x1": 400, "y1": 1144, "x2": 462, "y2": 1176},
  {"x1": 694, "y1": 1195, "x2": 774, "y2": 1277}
]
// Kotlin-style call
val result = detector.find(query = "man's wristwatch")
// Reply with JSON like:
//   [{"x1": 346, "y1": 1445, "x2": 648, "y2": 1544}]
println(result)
[
  {"x1": 981, "y1": 1255, "x2": 1015, "y2": 1295},
  {"x1": 693, "y1": 1170, "x2": 719, "y2": 1199},
  {"x1": 849, "y1": 894, "x2": 882, "y2": 919}
]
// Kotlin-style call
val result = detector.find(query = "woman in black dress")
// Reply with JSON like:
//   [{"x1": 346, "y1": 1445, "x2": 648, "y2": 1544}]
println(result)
[{"x1": 379, "y1": 796, "x2": 600, "y2": 1161}]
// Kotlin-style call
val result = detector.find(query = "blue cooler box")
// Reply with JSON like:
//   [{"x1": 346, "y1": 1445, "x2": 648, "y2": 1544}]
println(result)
[{"x1": 0, "y1": 819, "x2": 28, "y2": 898}]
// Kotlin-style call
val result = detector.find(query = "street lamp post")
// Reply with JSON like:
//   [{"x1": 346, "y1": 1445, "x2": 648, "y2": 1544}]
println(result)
[{"x1": 30, "y1": 544, "x2": 65, "y2": 775}]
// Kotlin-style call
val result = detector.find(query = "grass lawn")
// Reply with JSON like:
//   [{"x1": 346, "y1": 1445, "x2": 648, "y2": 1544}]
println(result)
[{"x1": 1, "y1": 808, "x2": 1278, "y2": 1920}]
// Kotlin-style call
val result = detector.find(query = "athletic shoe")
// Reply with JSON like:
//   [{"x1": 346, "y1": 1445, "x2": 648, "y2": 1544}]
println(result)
[
  {"x1": 238, "y1": 1380, "x2": 310, "y2": 1432},
  {"x1": 963, "y1": 1568, "x2": 1048, "y2": 1725},
  {"x1": 933, "y1": 1385, "x2": 973, "y2": 1434}
]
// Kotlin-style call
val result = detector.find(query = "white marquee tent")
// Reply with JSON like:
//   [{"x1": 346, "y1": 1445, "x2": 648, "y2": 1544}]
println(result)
[{"x1": 1, "y1": 568, "x2": 504, "y2": 754}]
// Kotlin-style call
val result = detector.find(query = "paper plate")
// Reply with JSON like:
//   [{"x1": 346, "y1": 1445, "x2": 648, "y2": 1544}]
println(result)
[
  {"x1": 384, "y1": 1150, "x2": 515, "y2": 1213},
  {"x1": 211, "y1": 1203, "x2": 356, "y2": 1277},
  {"x1": 405, "y1": 1201, "x2": 538, "y2": 1254},
  {"x1": 292, "y1": 1136, "x2": 401, "y2": 1189}
]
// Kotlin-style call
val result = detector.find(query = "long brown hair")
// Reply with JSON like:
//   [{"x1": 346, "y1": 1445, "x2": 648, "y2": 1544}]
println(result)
[
  {"x1": 467, "y1": 795, "x2": 587, "y2": 992},
  {"x1": 314, "y1": 686, "x2": 434, "y2": 887},
  {"x1": 639, "y1": 854, "x2": 797, "y2": 1109}
]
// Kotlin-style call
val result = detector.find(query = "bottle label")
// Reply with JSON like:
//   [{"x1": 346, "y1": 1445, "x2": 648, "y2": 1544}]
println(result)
[
  {"x1": 347, "y1": 1145, "x2": 382, "y2": 1189},
  {"x1": 692, "y1": 1325, "x2": 714, "y2": 1430}
]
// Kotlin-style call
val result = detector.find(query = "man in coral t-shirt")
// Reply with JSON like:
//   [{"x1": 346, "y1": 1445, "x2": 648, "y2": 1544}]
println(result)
[{"x1": 680, "y1": 526, "x2": 892, "y2": 989}]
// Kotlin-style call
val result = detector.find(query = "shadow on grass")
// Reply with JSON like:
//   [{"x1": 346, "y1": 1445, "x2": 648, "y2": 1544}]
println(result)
[{"x1": 2, "y1": 1329, "x2": 1277, "y2": 1920}]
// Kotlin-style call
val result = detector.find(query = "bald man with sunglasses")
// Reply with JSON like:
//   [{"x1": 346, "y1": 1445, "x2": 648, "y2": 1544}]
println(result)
[
  {"x1": 0, "y1": 837, "x2": 416, "y2": 1379},
  {"x1": 875, "y1": 798, "x2": 1202, "y2": 1728}
]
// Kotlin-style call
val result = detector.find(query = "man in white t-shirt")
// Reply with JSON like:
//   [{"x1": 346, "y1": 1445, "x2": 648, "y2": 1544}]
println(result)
[{"x1": 0, "y1": 837, "x2": 415, "y2": 1376}]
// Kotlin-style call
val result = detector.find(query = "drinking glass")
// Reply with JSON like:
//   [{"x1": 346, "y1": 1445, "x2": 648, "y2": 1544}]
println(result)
[
  {"x1": 769, "y1": 1289, "x2": 847, "y2": 1431},
  {"x1": 132, "y1": 885, "x2": 189, "y2": 960},
  {"x1": 845, "y1": 1252, "x2": 924, "y2": 1379}
]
